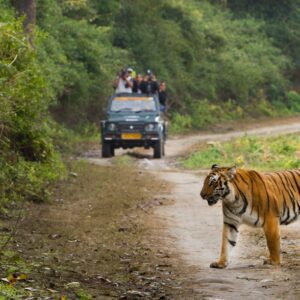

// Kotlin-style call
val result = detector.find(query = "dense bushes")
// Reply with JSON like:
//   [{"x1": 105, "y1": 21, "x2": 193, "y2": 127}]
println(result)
[
  {"x1": 224, "y1": 0, "x2": 300, "y2": 79},
  {"x1": 0, "y1": 14, "x2": 64, "y2": 209},
  {"x1": 36, "y1": 0, "x2": 128, "y2": 127}
]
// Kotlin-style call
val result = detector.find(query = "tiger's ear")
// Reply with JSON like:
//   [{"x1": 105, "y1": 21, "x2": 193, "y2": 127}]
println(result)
[
  {"x1": 227, "y1": 166, "x2": 236, "y2": 179},
  {"x1": 211, "y1": 164, "x2": 219, "y2": 171}
]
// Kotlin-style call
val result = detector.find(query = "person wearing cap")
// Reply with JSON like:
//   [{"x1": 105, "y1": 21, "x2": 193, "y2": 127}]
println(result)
[
  {"x1": 127, "y1": 67, "x2": 136, "y2": 79},
  {"x1": 139, "y1": 70, "x2": 159, "y2": 94},
  {"x1": 113, "y1": 68, "x2": 133, "y2": 94}
]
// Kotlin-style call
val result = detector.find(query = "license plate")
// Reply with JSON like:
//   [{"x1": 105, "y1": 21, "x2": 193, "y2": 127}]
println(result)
[{"x1": 121, "y1": 133, "x2": 142, "y2": 140}]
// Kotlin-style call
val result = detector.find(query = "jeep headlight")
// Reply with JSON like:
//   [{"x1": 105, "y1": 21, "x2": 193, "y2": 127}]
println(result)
[
  {"x1": 107, "y1": 123, "x2": 117, "y2": 131},
  {"x1": 145, "y1": 123, "x2": 156, "y2": 131}
]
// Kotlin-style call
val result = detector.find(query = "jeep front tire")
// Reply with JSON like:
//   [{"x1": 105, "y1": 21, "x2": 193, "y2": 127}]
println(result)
[
  {"x1": 153, "y1": 138, "x2": 163, "y2": 159},
  {"x1": 102, "y1": 142, "x2": 112, "y2": 158}
]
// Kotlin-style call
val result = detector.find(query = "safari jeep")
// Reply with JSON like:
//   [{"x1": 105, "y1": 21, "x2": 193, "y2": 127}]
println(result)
[{"x1": 101, "y1": 93, "x2": 167, "y2": 158}]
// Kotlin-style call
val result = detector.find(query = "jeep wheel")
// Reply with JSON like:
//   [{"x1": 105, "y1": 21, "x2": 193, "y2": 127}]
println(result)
[
  {"x1": 111, "y1": 146, "x2": 115, "y2": 157},
  {"x1": 153, "y1": 139, "x2": 163, "y2": 159},
  {"x1": 102, "y1": 142, "x2": 112, "y2": 158}
]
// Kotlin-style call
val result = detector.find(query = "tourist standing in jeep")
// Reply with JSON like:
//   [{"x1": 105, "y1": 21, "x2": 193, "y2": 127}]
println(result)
[
  {"x1": 139, "y1": 70, "x2": 159, "y2": 95},
  {"x1": 113, "y1": 68, "x2": 133, "y2": 94},
  {"x1": 132, "y1": 73, "x2": 143, "y2": 93},
  {"x1": 158, "y1": 81, "x2": 167, "y2": 113}
]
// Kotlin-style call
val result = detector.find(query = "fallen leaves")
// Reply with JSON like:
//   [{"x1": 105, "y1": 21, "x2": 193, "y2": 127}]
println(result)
[
  {"x1": 48, "y1": 233, "x2": 62, "y2": 240},
  {"x1": 65, "y1": 282, "x2": 80, "y2": 288},
  {"x1": 122, "y1": 290, "x2": 151, "y2": 298},
  {"x1": 1, "y1": 273, "x2": 28, "y2": 285}
]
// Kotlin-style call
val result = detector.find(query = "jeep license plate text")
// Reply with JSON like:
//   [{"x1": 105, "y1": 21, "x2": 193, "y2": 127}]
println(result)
[{"x1": 121, "y1": 133, "x2": 142, "y2": 140}]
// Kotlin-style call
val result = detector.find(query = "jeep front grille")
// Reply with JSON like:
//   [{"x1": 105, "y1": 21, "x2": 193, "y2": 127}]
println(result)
[{"x1": 119, "y1": 123, "x2": 144, "y2": 131}]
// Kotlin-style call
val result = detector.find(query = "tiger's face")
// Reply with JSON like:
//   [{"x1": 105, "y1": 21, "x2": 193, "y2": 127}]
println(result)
[{"x1": 200, "y1": 164, "x2": 236, "y2": 206}]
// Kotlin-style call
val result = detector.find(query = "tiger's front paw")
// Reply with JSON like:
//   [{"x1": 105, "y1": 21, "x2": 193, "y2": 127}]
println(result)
[
  {"x1": 263, "y1": 258, "x2": 281, "y2": 266},
  {"x1": 210, "y1": 261, "x2": 228, "y2": 269}
]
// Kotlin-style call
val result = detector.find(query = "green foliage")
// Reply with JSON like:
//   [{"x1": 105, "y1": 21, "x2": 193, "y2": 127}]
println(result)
[
  {"x1": 0, "y1": 283, "x2": 20, "y2": 300},
  {"x1": 75, "y1": 288, "x2": 93, "y2": 300},
  {"x1": 183, "y1": 134, "x2": 300, "y2": 171},
  {"x1": 1, "y1": 0, "x2": 296, "y2": 133},
  {"x1": 169, "y1": 113, "x2": 192, "y2": 134},
  {"x1": 1, "y1": 154, "x2": 65, "y2": 205},
  {"x1": 188, "y1": 99, "x2": 245, "y2": 129},
  {"x1": 0, "y1": 250, "x2": 31, "y2": 299},
  {"x1": 1, "y1": 250, "x2": 31, "y2": 276},
  {"x1": 170, "y1": 96, "x2": 298, "y2": 134},
  {"x1": 287, "y1": 91, "x2": 300, "y2": 112},
  {"x1": 0, "y1": 14, "x2": 65, "y2": 209},
  {"x1": 226, "y1": 0, "x2": 300, "y2": 78},
  {"x1": 36, "y1": 0, "x2": 128, "y2": 126},
  {"x1": 113, "y1": 1, "x2": 289, "y2": 111},
  {"x1": 4, "y1": 0, "x2": 295, "y2": 131}
]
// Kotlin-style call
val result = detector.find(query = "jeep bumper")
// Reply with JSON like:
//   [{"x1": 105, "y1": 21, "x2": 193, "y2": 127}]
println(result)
[{"x1": 102, "y1": 132, "x2": 160, "y2": 149}]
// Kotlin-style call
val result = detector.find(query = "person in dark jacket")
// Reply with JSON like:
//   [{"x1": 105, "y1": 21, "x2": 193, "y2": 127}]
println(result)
[
  {"x1": 139, "y1": 70, "x2": 159, "y2": 95},
  {"x1": 158, "y1": 81, "x2": 167, "y2": 112},
  {"x1": 132, "y1": 73, "x2": 143, "y2": 93}
]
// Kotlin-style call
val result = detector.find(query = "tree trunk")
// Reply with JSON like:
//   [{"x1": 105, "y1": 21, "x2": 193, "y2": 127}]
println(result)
[{"x1": 13, "y1": 0, "x2": 36, "y2": 44}]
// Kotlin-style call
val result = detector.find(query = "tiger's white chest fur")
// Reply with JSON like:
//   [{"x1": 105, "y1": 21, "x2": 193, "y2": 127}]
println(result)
[{"x1": 223, "y1": 187, "x2": 263, "y2": 227}]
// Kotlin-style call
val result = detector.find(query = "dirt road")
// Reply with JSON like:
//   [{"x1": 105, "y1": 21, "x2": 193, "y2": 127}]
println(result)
[
  {"x1": 7, "y1": 118, "x2": 300, "y2": 298},
  {"x1": 104, "y1": 118, "x2": 300, "y2": 299}
]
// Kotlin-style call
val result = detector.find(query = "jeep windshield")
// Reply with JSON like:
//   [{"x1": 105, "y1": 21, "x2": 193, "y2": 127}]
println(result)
[{"x1": 110, "y1": 96, "x2": 157, "y2": 113}]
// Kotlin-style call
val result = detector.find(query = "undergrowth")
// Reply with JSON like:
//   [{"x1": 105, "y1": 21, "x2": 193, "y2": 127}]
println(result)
[
  {"x1": 169, "y1": 95, "x2": 300, "y2": 134},
  {"x1": 183, "y1": 133, "x2": 300, "y2": 171}
]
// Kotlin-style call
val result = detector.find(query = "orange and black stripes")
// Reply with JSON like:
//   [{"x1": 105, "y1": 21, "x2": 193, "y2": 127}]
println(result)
[
  {"x1": 200, "y1": 165, "x2": 300, "y2": 268},
  {"x1": 231, "y1": 169, "x2": 300, "y2": 227}
]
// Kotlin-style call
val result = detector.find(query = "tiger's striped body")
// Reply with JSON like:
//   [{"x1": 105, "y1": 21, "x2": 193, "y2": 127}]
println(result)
[{"x1": 200, "y1": 165, "x2": 300, "y2": 268}]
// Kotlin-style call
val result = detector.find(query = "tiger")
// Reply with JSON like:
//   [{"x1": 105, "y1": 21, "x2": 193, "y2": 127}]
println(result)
[{"x1": 200, "y1": 164, "x2": 300, "y2": 269}]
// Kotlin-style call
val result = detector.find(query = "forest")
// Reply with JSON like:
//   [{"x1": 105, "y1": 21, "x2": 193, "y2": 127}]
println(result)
[{"x1": 0, "y1": 0, "x2": 300, "y2": 209}]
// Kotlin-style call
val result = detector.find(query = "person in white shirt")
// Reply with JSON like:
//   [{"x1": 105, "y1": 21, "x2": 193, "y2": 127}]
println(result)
[{"x1": 113, "y1": 69, "x2": 133, "y2": 94}]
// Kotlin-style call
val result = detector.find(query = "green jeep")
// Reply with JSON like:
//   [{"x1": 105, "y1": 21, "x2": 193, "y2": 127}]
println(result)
[{"x1": 101, "y1": 93, "x2": 167, "y2": 158}]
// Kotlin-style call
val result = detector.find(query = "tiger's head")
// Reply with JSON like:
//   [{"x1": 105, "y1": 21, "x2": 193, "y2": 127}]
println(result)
[{"x1": 200, "y1": 164, "x2": 236, "y2": 206}]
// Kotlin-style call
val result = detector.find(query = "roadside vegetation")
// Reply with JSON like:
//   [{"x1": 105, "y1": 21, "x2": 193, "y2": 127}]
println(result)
[
  {"x1": 183, "y1": 133, "x2": 300, "y2": 171},
  {"x1": 0, "y1": 161, "x2": 184, "y2": 299},
  {"x1": 0, "y1": 8, "x2": 66, "y2": 212},
  {"x1": 170, "y1": 93, "x2": 300, "y2": 134}
]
